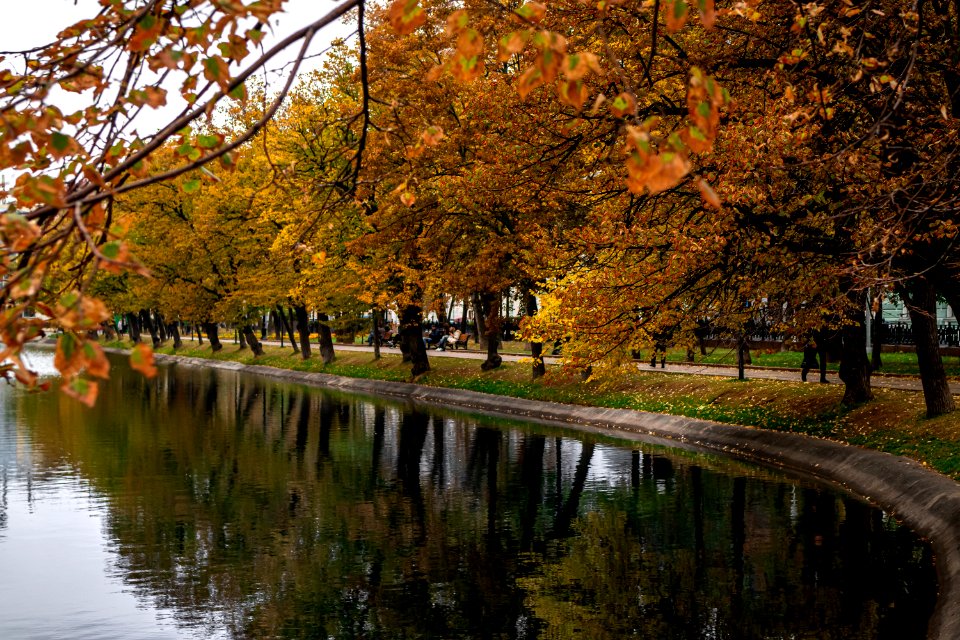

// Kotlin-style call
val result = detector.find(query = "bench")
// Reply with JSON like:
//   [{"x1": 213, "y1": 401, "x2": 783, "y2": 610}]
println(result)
[{"x1": 452, "y1": 333, "x2": 472, "y2": 350}]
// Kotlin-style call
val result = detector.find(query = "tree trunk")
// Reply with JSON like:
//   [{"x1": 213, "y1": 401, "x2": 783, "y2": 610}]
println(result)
[
  {"x1": 478, "y1": 291, "x2": 503, "y2": 370},
  {"x1": 203, "y1": 322, "x2": 223, "y2": 352},
  {"x1": 471, "y1": 292, "x2": 488, "y2": 350},
  {"x1": 154, "y1": 311, "x2": 168, "y2": 343},
  {"x1": 102, "y1": 320, "x2": 116, "y2": 341},
  {"x1": 168, "y1": 323, "x2": 183, "y2": 349},
  {"x1": 372, "y1": 311, "x2": 381, "y2": 360},
  {"x1": 195, "y1": 324, "x2": 203, "y2": 345},
  {"x1": 400, "y1": 304, "x2": 430, "y2": 376},
  {"x1": 871, "y1": 307, "x2": 883, "y2": 371},
  {"x1": 139, "y1": 309, "x2": 160, "y2": 347},
  {"x1": 126, "y1": 312, "x2": 141, "y2": 344},
  {"x1": 260, "y1": 315, "x2": 267, "y2": 340},
  {"x1": 524, "y1": 288, "x2": 545, "y2": 379},
  {"x1": 293, "y1": 304, "x2": 312, "y2": 360},
  {"x1": 237, "y1": 326, "x2": 248, "y2": 349},
  {"x1": 838, "y1": 291, "x2": 873, "y2": 404},
  {"x1": 317, "y1": 313, "x2": 336, "y2": 364},
  {"x1": 270, "y1": 310, "x2": 282, "y2": 339},
  {"x1": 276, "y1": 305, "x2": 299, "y2": 353},
  {"x1": 242, "y1": 325, "x2": 264, "y2": 356},
  {"x1": 900, "y1": 278, "x2": 955, "y2": 417},
  {"x1": 737, "y1": 334, "x2": 747, "y2": 381}
]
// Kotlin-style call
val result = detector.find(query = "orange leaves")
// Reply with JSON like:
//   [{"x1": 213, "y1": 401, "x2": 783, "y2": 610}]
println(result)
[
  {"x1": 202, "y1": 56, "x2": 231, "y2": 92},
  {"x1": 447, "y1": 12, "x2": 485, "y2": 82},
  {"x1": 697, "y1": 178, "x2": 722, "y2": 209},
  {"x1": 423, "y1": 10, "x2": 485, "y2": 83},
  {"x1": 421, "y1": 126, "x2": 445, "y2": 147},
  {"x1": 446, "y1": 9, "x2": 470, "y2": 34},
  {"x1": 47, "y1": 131, "x2": 82, "y2": 160},
  {"x1": 84, "y1": 342, "x2": 111, "y2": 379},
  {"x1": 514, "y1": 2, "x2": 547, "y2": 23},
  {"x1": 562, "y1": 52, "x2": 600, "y2": 82},
  {"x1": 517, "y1": 66, "x2": 545, "y2": 100},
  {"x1": 13, "y1": 174, "x2": 67, "y2": 209},
  {"x1": 624, "y1": 124, "x2": 690, "y2": 194},
  {"x1": 664, "y1": 0, "x2": 690, "y2": 33},
  {"x1": 54, "y1": 333, "x2": 112, "y2": 407},
  {"x1": 393, "y1": 181, "x2": 417, "y2": 207},
  {"x1": 128, "y1": 86, "x2": 168, "y2": 109},
  {"x1": 556, "y1": 50, "x2": 599, "y2": 108},
  {"x1": 55, "y1": 291, "x2": 111, "y2": 331},
  {"x1": 388, "y1": 0, "x2": 427, "y2": 35},
  {"x1": 1, "y1": 213, "x2": 41, "y2": 252},
  {"x1": 61, "y1": 377, "x2": 99, "y2": 407},
  {"x1": 59, "y1": 66, "x2": 104, "y2": 93},
  {"x1": 515, "y1": 31, "x2": 601, "y2": 104},
  {"x1": 55, "y1": 333, "x2": 86, "y2": 379},
  {"x1": 407, "y1": 125, "x2": 445, "y2": 158},
  {"x1": 685, "y1": 67, "x2": 730, "y2": 154},
  {"x1": 697, "y1": 0, "x2": 717, "y2": 29},
  {"x1": 626, "y1": 150, "x2": 691, "y2": 194},
  {"x1": 531, "y1": 31, "x2": 567, "y2": 84},
  {"x1": 497, "y1": 31, "x2": 529, "y2": 62},
  {"x1": 617, "y1": 69, "x2": 728, "y2": 195},
  {"x1": 128, "y1": 14, "x2": 166, "y2": 53},
  {"x1": 665, "y1": 0, "x2": 718, "y2": 32},
  {"x1": 557, "y1": 80, "x2": 589, "y2": 110},
  {"x1": 609, "y1": 92, "x2": 637, "y2": 118},
  {"x1": 130, "y1": 343, "x2": 158, "y2": 378}
]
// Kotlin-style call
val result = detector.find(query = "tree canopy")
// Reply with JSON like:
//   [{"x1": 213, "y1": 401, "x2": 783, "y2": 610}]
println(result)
[{"x1": 1, "y1": 0, "x2": 958, "y2": 415}]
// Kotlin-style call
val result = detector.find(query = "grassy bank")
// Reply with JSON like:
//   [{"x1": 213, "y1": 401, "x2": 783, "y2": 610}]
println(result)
[{"x1": 113, "y1": 338, "x2": 960, "y2": 480}]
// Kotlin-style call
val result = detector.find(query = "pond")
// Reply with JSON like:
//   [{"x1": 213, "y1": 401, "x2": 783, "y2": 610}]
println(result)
[{"x1": 0, "y1": 349, "x2": 939, "y2": 639}]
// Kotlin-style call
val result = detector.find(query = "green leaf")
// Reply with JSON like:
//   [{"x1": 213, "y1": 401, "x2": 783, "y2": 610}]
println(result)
[
  {"x1": 50, "y1": 132, "x2": 70, "y2": 152},
  {"x1": 228, "y1": 83, "x2": 247, "y2": 101},
  {"x1": 182, "y1": 179, "x2": 201, "y2": 194},
  {"x1": 101, "y1": 241, "x2": 122, "y2": 260},
  {"x1": 176, "y1": 142, "x2": 201, "y2": 161},
  {"x1": 197, "y1": 134, "x2": 220, "y2": 149}
]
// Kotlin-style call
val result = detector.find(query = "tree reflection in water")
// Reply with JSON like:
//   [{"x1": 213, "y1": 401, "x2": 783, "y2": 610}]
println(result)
[{"x1": 13, "y1": 357, "x2": 938, "y2": 639}]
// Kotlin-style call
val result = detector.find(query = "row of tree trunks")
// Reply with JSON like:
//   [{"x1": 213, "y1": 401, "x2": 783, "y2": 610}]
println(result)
[
  {"x1": 294, "y1": 305, "x2": 311, "y2": 360},
  {"x1": 241, "y1": 325, "x2": 264, "y2": 356},
  {"x1": 167, "y1": 322, "x2": 182, "y2": 349},
  {"x1": 317, "y1": 313, "x2": 335, "y2": 365},
  {"x1": 899, "y1": 277, "x2": 956, "y2": 418},
  {"x1": 139, "y1": 309, "x2": 160, "y2": 347},
  {"x1": 477, "y1": 291, "x2": 503, "y2": 371},
  {"x1": 400, "y1": 304, "x2": 430, "y2": 376},
  {"x1": 838, "y1": 289, "x2": 873, "y2": 406},
  {"x1": 125, "y1": 312, "x2": 141, "y2": 343},
  {"x1": 523, "y1": 287, "x2": 545, "y2": 379},
  {"x1": 202, "y1": 322, "x2": 223, "y2": 352},
  {"x1": 275, "y1": 305, "x2": 299, "y2": 353}
]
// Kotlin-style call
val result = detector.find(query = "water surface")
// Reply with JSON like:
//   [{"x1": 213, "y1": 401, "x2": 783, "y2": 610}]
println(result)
[{"x1": 0, "y1": 349, "x2": 938, "y2": 638}]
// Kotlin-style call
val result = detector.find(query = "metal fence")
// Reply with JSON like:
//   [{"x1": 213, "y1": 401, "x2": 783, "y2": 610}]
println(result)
[
  {"x1": 704, "y1": 321, "x2": 960, "y2": 348},
  {"x1": 880, "y1": 322, "x2": 960, "y2": 347}
]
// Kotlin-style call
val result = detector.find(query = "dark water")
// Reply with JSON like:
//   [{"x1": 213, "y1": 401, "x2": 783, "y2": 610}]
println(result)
[{"x1": 0, "y1": 349, "x2": 938, "y2": 639}]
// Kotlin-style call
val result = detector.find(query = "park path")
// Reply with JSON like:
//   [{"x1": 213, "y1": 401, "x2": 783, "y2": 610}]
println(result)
[{"x1": 251, "y1": 339, "x2": 956, "y2": 395}]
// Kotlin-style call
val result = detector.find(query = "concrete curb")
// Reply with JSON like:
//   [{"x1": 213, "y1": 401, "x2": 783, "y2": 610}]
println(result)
[{"x1": 153, "y1": 352, "x2": 960, "y2": 639}]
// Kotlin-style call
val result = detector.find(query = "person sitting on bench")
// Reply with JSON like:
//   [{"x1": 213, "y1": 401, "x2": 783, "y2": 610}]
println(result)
[{"x1": 435, "y1": 325, "x2": 461, "y2": 351}]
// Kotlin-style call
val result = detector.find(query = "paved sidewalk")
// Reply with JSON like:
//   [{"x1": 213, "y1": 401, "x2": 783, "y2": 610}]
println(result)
[{"x1": 206, "y1": 338, "x2": 956, "y2": 395}]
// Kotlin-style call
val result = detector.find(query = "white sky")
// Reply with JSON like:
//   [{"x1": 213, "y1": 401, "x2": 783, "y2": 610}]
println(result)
[{"x1": 0, "y1": 0, "x2": 358, "y2": 135}]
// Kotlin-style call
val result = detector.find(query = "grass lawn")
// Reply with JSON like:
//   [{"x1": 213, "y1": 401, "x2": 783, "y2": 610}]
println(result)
[{"x1": 113, "y1": 337, "x2": 960, "y2": 481}]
